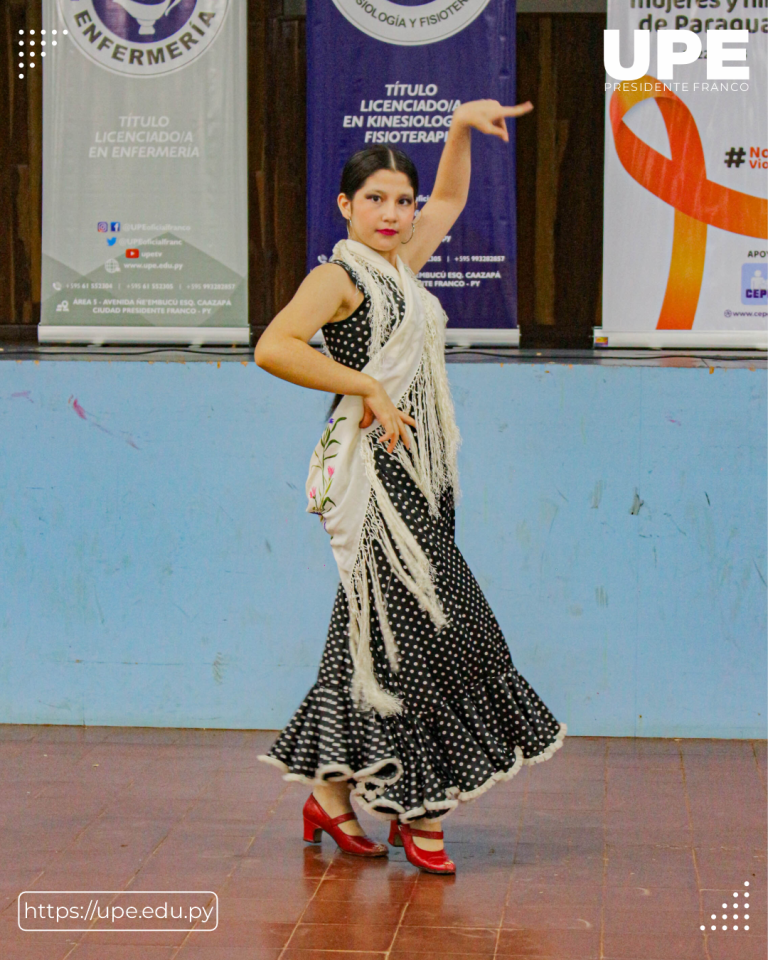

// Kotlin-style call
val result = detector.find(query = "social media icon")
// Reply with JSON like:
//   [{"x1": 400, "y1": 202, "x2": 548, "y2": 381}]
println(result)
[
  {"x1": 110, "y1": 222, "x2": 121, "y2": 232},
  {"x1": 107, "y1": 237, "x2": 117, "y2": 246},
  {"x1": 97, "y1": 222, "x2": 108, "y2": 232},
  {"x1": 126, "y1": 249, "x2": 139, "y2": 258}
]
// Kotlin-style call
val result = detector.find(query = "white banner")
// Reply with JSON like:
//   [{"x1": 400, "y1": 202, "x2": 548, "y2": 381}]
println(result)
[
  {"x1": 40, "y1": 0, "x2": 248, "y2": 344},
  {"x1": 600, "y1": 4, "x2": 768, "y2": 349}
]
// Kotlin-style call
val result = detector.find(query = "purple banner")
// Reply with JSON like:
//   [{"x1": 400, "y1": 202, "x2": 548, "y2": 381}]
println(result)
[{"x1": 307, "y1": 0, "x2": 518, "y2": 331}]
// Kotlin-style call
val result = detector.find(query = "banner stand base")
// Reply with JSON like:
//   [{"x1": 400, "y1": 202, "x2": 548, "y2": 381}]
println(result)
[
  {"x1": 594, "y1": 329, "x2": 768, "y2": 351},
  {"x1": 38, "y1": 326, "x2": 251, "y2": 346}
]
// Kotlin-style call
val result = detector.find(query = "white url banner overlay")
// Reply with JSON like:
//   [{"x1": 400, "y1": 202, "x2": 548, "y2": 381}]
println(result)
[{"x1": 18, "y1": 891, "x2": 218, "y2": 932}]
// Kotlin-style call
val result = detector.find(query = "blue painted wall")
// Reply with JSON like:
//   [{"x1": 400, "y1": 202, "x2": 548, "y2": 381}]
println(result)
[{"x1": 0, "y1": 360, "x2": 765, "y2": 737}]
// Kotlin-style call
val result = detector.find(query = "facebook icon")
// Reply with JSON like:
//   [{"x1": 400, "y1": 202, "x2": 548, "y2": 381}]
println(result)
[
  {"x1": 742, "y1": 264, "x2": 767, "y2": 306},
  {"x1": 110, "y1": 222, "x2": 121, "y2": 233}
]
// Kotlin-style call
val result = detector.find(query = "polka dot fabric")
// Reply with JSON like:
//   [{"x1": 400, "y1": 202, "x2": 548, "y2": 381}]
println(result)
[{"x1": 257, "y1": 259, "x2": 566, "y2": 823}]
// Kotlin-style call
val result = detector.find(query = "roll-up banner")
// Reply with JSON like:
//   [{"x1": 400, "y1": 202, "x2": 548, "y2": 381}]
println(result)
[
  {"x1": 600, "y1": 2, "x2": 768, "y2": 349},
  {"x1": 307, "y1": 0, "x2": 519, "y2": 345},
  {"x1": 39, "y1": 0, "x2": 248, "y2": 345}
]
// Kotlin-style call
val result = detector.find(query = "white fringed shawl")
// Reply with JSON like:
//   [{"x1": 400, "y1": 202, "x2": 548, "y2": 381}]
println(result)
[{"x1": 306, "y1": 238, "x2": 461, "y2": 717}]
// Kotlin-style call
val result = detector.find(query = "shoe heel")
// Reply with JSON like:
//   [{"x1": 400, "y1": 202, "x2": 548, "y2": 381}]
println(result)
[
  {"x1": 388, "y1": 820, "x2": 403, "y2": 847},
  {"x1": 303, "y1": 817, "x2": 323, "y2": 843}
]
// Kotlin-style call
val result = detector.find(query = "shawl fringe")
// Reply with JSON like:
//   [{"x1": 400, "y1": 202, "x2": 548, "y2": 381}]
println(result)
[{"x1": 327, "y1": 241, "x2": 462, "y2": 717}]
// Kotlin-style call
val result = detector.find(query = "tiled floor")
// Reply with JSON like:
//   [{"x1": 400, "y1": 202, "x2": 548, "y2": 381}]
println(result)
[{"x1": 0, "y1": 726, "x2": 765, "y2": 960}]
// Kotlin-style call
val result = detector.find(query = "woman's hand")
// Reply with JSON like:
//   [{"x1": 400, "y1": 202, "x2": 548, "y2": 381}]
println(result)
[
  {"x1": 360, "y1": 381, "x2": 417, "y2": 454},
  {"x1": 452, "y1": 99, "x2": 534, "y2": 144}
]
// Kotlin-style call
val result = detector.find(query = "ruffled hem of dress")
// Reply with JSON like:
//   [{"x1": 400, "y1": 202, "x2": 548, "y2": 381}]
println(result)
[
  {"x1": 256, "y1": 751, "x2": 403, "y2": 792},
  {"x1": 257, "y1": 673, "x2": 567, "y2": 825},
  {"x1": 350, "y1": 721, "x2": 567, "y2": 823}
]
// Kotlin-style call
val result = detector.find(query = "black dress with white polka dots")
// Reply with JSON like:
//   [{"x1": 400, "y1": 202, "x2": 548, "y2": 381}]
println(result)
[{"x1": 257, "y1": 258, "x2": 566, "y2": 823}]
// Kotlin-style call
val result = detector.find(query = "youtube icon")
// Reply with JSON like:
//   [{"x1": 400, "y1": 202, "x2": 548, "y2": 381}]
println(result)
[{"x1": 126, "y1": 249, "x2": 139, "y2": 258}]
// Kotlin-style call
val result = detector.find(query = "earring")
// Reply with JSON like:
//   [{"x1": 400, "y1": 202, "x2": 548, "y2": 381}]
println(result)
[
  {"x1": 346, "y1": 218, "x2": 352, "y2": 237},
  {"x1": 400, "y1": 221, "x2": 416, "y2": 245}
]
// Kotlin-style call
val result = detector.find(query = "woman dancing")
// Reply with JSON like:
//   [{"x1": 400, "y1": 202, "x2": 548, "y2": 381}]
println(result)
[{"x1": 255, "y1": 99, "x2": 566, "y2": 875}]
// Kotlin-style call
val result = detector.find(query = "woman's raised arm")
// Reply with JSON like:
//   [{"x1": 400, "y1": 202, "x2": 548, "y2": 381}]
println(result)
[{"x1": 401, "y1": 99, "x2": 534, "y2": 275}]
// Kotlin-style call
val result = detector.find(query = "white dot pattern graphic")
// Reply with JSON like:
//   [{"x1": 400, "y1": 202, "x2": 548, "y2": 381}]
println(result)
[{"x1": 258, "y1": 259, "x2": 566, "y2": 822}]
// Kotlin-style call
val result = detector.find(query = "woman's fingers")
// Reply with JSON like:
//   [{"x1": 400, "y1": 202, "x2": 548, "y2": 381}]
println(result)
[
  {"x1": 503, "y1": 101, "x2": 534, "y2": 116},
  {"x1": 373, "y1": 407, "x2": 417, "y2": 453}
]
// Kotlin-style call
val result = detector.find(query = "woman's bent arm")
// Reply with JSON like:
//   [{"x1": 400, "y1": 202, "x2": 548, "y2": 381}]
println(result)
[
  {"x1": 253, "y1": 262, "x2": 416, "y2": 452},
  {"x1": 254, "y1": 263, "x2": 375, "y2": 397}
]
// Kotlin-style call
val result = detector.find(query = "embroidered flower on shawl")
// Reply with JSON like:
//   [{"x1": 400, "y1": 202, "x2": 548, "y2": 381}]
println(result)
[{"x1": 309, "y1": 416, "x2": 346, "y2": 516}]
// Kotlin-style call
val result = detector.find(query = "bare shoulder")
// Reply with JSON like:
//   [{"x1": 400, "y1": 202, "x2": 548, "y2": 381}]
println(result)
[
  {"x1": 306, "y1": 261, "x2": 357, "y2": 291},
  {"x1": 306, "y1": 261, "x2": 364, "y2": 323}
]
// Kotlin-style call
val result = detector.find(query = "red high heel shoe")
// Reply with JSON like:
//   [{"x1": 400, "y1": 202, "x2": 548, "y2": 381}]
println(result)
[
  {"x1": 303, "y1": 793, "x2": 388, "y2": 857},
  {"x1": 388, "y1": 820, "x2": 455, "y2": 874}
]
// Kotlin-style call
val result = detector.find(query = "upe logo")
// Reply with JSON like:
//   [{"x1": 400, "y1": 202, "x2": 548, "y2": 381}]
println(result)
[
  {"x1": 742, "y1": 264, "x2": 767, "y2": 305},
  {"x1": 58, "y1": 0, "x2": 229, "y2": 77},
  {"x1": 331, "y1": 0, "x2": 492, "y2": 46},
  {"x1": 603, "y1": 29, "x2": 749, "y2": 81}
]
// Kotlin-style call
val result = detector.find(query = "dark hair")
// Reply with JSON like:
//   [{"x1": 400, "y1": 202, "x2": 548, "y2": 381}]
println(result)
[{"x1": 340, "y1": 145, "x2": 419, "y2": 201}]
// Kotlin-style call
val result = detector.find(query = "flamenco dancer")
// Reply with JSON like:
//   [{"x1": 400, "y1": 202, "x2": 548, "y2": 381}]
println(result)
[{"x1": 254, "y1": 99, "x2": 566, "y2": 875}]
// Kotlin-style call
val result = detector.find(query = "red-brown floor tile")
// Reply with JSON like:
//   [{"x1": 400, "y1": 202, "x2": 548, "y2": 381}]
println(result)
[
  {"x1": 603, "y1": 906, "x2": 704, "y2": 933},
  {"x1": 0, "y1": 725, "x2": 38, "y2": 741},
  {"x1": 175, "y1": 946, "x2": 283, "y2": 960},
  {"x1": 603, "y1": 885, "x2": 700, "y2": 911},
  {"x1": 601, "y1": 932, "x2": 706, "y2": 959},
  {"x1": 215, "y1": 895, "x2": 308, "y2": 923},
  {"x1": 300, "y1": 897, "x2": 402, "y2": 925},
  {"x1": 0, "y1": 944, "x2": 79, "y2": 960},
  {"x1": 507, "y1": 882, "x2": 604, "y2": 905},
  {"x1": 226, "y1": 852, "x2": 331, "y2": 880},
  {"x1": 682, "y1": 740, "x2": 758, "y2": 758},
  {"x1": 66, "y1": 942, "x2": 178, "y2": 958},
  {"x1": 311, "y1": 875, "x2": 418, "y2": 902},
  {"x1": 409, "y1": 877, "x2": 508, "y2": 904},
  {"x1": 281, "y1": 952, "x2": 386, "y2": 960},
  {"x1": 496, "y1": 928, "x2": 600, "y2": 957},
  {"x1": 404, "y1": 903, "x2": 505, "y2": 927},
  {"x1": 604, "y1": 846, "x2": 697, "y2": 889},
  {"x1": 184, "y1": 799, "x2": 278, "y2": 823},
  {"x1": 510, "y1": 860, "x2": 605, "y2": 888},
  {"x1": 694, "y1": 848, "x2": 766, "y2": 887},
  {"x1": 219, "y1": 874, "x2": 319, "y2": 900},
  {"x1": 706, "y1": 933, "x2": 768, "y2": 960},
  {"x1": 391, "y1": 924, "x2": 498, "y2": 955},
  {"x1": 289, "y1": 921, "x2": 397, "y2": 952},
  {"x1": 608, "y1": 739, "x2": 683, "y2": 758},
  {"x1": 170, "y1": 918, "x2": 294, "y2": 947},
  {"x1": 77, "y1": 928, "x2": 189, "y2": 946},
  {"x1": 501, "y1": 901, "x2": 601, "y2": 929},
  {"x1": 322, "y1": 855, "x2": 401, "y2": 880}
]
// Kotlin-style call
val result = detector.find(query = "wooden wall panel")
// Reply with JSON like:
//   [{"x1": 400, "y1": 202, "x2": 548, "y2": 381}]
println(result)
[
  {"x1": 1, "y1": 0, "x2": 43, "y2": 337},
  {"x1": 516, "y1": 13, "x2": 605, "y2": 347}
]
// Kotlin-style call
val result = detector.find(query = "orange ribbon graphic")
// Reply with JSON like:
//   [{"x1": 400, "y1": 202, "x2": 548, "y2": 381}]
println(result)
[{"x1": 609, "y1": 77, "x2": 768, "y2": 329}]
